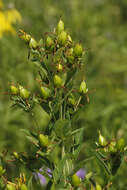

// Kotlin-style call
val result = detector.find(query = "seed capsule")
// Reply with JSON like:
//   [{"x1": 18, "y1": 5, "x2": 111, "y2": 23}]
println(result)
[
  {"x1": 108, "y1": 141, "x2": 117, "y2": 153},
  {"x1": 39, "y1": 134, "x2": 49, "y2": 147},
  {"x1": 0, "y1": 165, "x2": 5, "y2": 176},
  {"x1": 73, "y1": 43, "x2": 83, "y2": 57},
  {"x1": 116, "y1": 138, "x2": 125, "y2": 151},
  {"x1": 56, "y1": 19, "x2": 64, "y2": 34},
  {"x1": 29, "y1": 38, "x2": 38, "y2": 49},
  {"x1": 56, "y1": 63, "x2": 63, "y2": 72},
  {"x1": 66, "y1": 48, "x2": 75, "y2": 64},
  {"x1": 19, "y1": 86, "x2": 30, "y2": 99},
  {"x1": 71, "y1": 174, "x2": 80, "y2": 187},
  {"x1": 6, "y1": 184, "x2": 16, "y2": 190},
  {"x1": 98, "y1": 131, "x2": 107, "y2": 146},
  {"x1": 79, "y1": 81, "x2": 88, "y2": 94},
  {"x1": 57, "y1": 31, "x2": 67, "y2": 46},
  {"x1": 68, "y1": 94, "x2": 76, "y2": 106},
  {"x1": 53, "y1": 74, "x2": 63, "y2": 88},
  {"x1": 13, "y1": 152, "x2": 19, "y2": 159},
  {"x1": 96, "y1": 184, "x2": 102, "y2": 190},
  {"x1": 40, "y1": 86, "x2": 51, "y2": 99},
  {"x1": 20, "y1": 184, "x2": 28, "y2": 190},
  {"x1": 45, "y1": 36, "x2": 54, "y2": 51},
  {"x1": 10, "y1": 85, "x2": 19, "y2": 95}
]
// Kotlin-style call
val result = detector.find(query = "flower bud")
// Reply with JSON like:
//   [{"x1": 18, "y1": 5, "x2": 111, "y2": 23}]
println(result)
[
  {"x1": 19, "y1": 30, "x2": 31, "y2": 44},
  {"x1": 10, "y1": 85, "x2": 19, "y2": 95},
  {"x1": 66, "y1": 48, "x2": 75, "y2": 64},
  {"x1": 73, "y1": 43, "x2": 83, "y2": 57},
  {"x1": 19, "y1": 86, "x2": 30, "y2": 99},
  {"x1": 13, "y1": 152, "x2": 19, "y2": 159},
  {"x1": 108, "y1": 141, "x2": 117, "y2": 153},
  {"x1": 98, "y1": 131, "x2": 107, "y2": 146},
  {"x1": 116, "y1": 138, "x2": 125, "y2": 151},
  {"x1": 57, "y1": 31, "x2": 67, "y2": 46},
  {"x1": 0, "y1": 165, "x2": 5, "y2": 176},
  {"x1": 6, "y1": 184, "x2": 16, "y2": 190},
  {"x1": 56, "y1": 19, "x2": 64, "y2": 34},
  {"x1": 29, "y1": 38, "x2": 38, "y2": 49},
  {"x1": 45, "y1": 36, "x2": 54, "y2": 51},
  {"x1": 71, "y1": 174, "x2": 81, "y2": 187},
  {"x1": 68, "y1": 94, "x2": 76, "y2": 106},
  {"x1": 39, "y1": 134, "x2": 49, "y2": 148},
  {"x1": 96, "y1": 184, "x2": 102, "y2": 190},
  {"x1": 56, "y1": 63, "x2": 63, "y2": 72},
  {"x1": 53, "y1": 74, "x2": 63, "y2": 88},
  {"x1": 20, "y1": 184, "x2": 28, "y2": 190},
  {"x1": 79, "y1": 81, "x2": 88, "y2": 94},
  {"x1": 67, "y1": 35, "x2": 72, "y2": 43},
  {"x1": 40, "y1": 86, "x2": 51, "y2": 99}
]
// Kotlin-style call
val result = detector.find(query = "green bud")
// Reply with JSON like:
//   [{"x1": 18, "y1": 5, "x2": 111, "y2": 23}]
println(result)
[
  {"x1": 57, "y1": 31, "x2": 67, "y2": 46},
  {"x1": 19, "y1": 31, "x2": 31, "y2": 43},
  {"x1": 19, "y1": 86, "x2": 30, "y2": 99},
  {"x1": 98, "y1": 131, "x2": 107, "y2": 146},
  {"x1": 50, "y1": 183, "x2": 55, "y2": 190},
  {"x1": 29, "y1": 38, "x2": 38, "y2": 49},
  {"x1": 13, "y1": 152, "x2": 19, "y2": 159},
  {"x1": 68, "y1": 94, "x2": 76, "y2": 106},
  {"x1": 40, "y1": 86, "x2": 51, "y2": 99},
  {"x1": 73, "y1": 43, "x2": 83, "y2": 57},
  {"x1": 0, "y1": 165, "x2": 5, "y2": 176},
  {"x1": 39, "y1": 134, "x2": 49, "y2": 147},
  {"x1": 56, "y1": 63, "x2": 63, "y2": 72},
  {"x1": 96, "y1": 184, "x2": 102, "y2": 190},
  {"x1": 20, "y1": 184, "x2": 28, "y2": 190},
  {"x1": 116, "y1": 138, "x2": 125, "y2": 151},
  {"x1": 71, "y1": 174, "x2": 80, "y2": 187},
  {"x1": 108, "y1": 141, "x2": 117, "y2": 153},
  {"x1": 79, "y1": 81, "x2": 88, "y2": 94},
  {"x1": 45, "y1": 36, "x2": 54, "y2": 51},
  {"x1": 66, "y1": 48, "x2": 75, "y2": 64},
  {"x1": 10, "y1": 85, "x2": 19, "y2": 95},
  {"x1": 53, "y1": 74, "x2": 63, "y2": 88},
  {"x1": 67, "y1": 35, "x2": 72, "y2": 43},
  {"x1": 6, "y1": 184, "x2": 16, "y2": 190},
  {"x1": 56, "y1": 19, "x2": 64, "y2": 34}
]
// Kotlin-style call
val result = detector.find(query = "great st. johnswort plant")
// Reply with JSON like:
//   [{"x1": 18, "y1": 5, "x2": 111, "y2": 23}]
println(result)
[{"x1": 0, "y1": 19, "x2": 126, "y2": 190}]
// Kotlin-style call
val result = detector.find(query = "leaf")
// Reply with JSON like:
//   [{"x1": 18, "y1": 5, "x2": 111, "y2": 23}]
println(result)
[
  {"x1": 26, "y1": 135, "x2": 39, "y2": 147},
  {"x1": 65, "y1": 67, "x2": 77, "y2": 86},
  {"x1": 95, "y1": 152, "x2": 111, "y2": 175},
  {"x1": 53, "y1": 155, "x2": 68, "y2": 182},
  {"x1": 27, "y1": 176, "x2": 33, "y2": 190},
  {"x1": 20, "y1": 128, "x2": 31, "y2": 136},
  {"x1": 54, "y1": 119, "x2": 71, "y2": 139}
]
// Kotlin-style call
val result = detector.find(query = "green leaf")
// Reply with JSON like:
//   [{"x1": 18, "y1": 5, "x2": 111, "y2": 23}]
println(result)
[
  {"x1": 27, "y1": 176, "x2": 33, "y2": 190},
  {"x1": 54, "y1": 119, "x2": 71, "y2": 139},
  {"x1": 53, "y1": 155, "x2": 68, "y2": 182},
  {"x1": 26, "y1": 135, "x2": 39, "y2": 147}
]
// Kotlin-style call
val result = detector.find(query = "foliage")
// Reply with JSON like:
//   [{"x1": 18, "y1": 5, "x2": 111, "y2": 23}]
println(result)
[
  {"x1": 0, "y1": 0, "x2": 127, "y2": 189},
  {"x1": 0, "y1": 18, "x2": 126, "y2": 190}
]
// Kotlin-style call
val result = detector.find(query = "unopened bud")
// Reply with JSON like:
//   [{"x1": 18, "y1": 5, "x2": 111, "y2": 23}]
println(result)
[
  {"x1": 79, "y1": 81, "x2": 88, "y2": 94},
  {"x1": 57, "y1": 31, "x2": 67, "y2": 46},
  {"x1": 56, "y1": 19, "x2": 64, "y2": 34}
]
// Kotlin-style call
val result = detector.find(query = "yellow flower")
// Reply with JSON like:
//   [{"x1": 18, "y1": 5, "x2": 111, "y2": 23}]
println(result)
[{"x1": 0, "y1": 0, "x2": 22, "y2": 38}]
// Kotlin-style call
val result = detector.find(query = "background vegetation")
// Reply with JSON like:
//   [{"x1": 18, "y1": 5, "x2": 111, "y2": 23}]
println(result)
[{"x1": 0, "y1": 0, "x2": 127, "y2": 189}]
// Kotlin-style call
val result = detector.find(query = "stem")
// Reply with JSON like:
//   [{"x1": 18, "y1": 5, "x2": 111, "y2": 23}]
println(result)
[{"x1": 74, "y1": 96, "x2": 82, "y2": 111}]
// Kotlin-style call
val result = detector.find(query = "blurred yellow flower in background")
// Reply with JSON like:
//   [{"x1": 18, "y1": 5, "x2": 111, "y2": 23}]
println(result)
[{"x1": 0, "y1": 0, "x2": 22, "y2": 38}]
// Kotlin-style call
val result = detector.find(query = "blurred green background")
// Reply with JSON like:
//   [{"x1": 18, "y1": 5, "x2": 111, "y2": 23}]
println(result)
[{"x1": 0, "y1": 0, "x2": 127, "y2": 189}]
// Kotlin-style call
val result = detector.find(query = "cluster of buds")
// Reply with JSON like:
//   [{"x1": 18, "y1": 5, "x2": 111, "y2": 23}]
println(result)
[
  {"x1": 14, "y1": 19, "x2": 88, "y2": 117},
  {"x1": 96, "y1": 131, "x2": 126, "y2": 175},
  {"x1": 6, "y1": 173, "x2": 28, "y2": 190}
]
